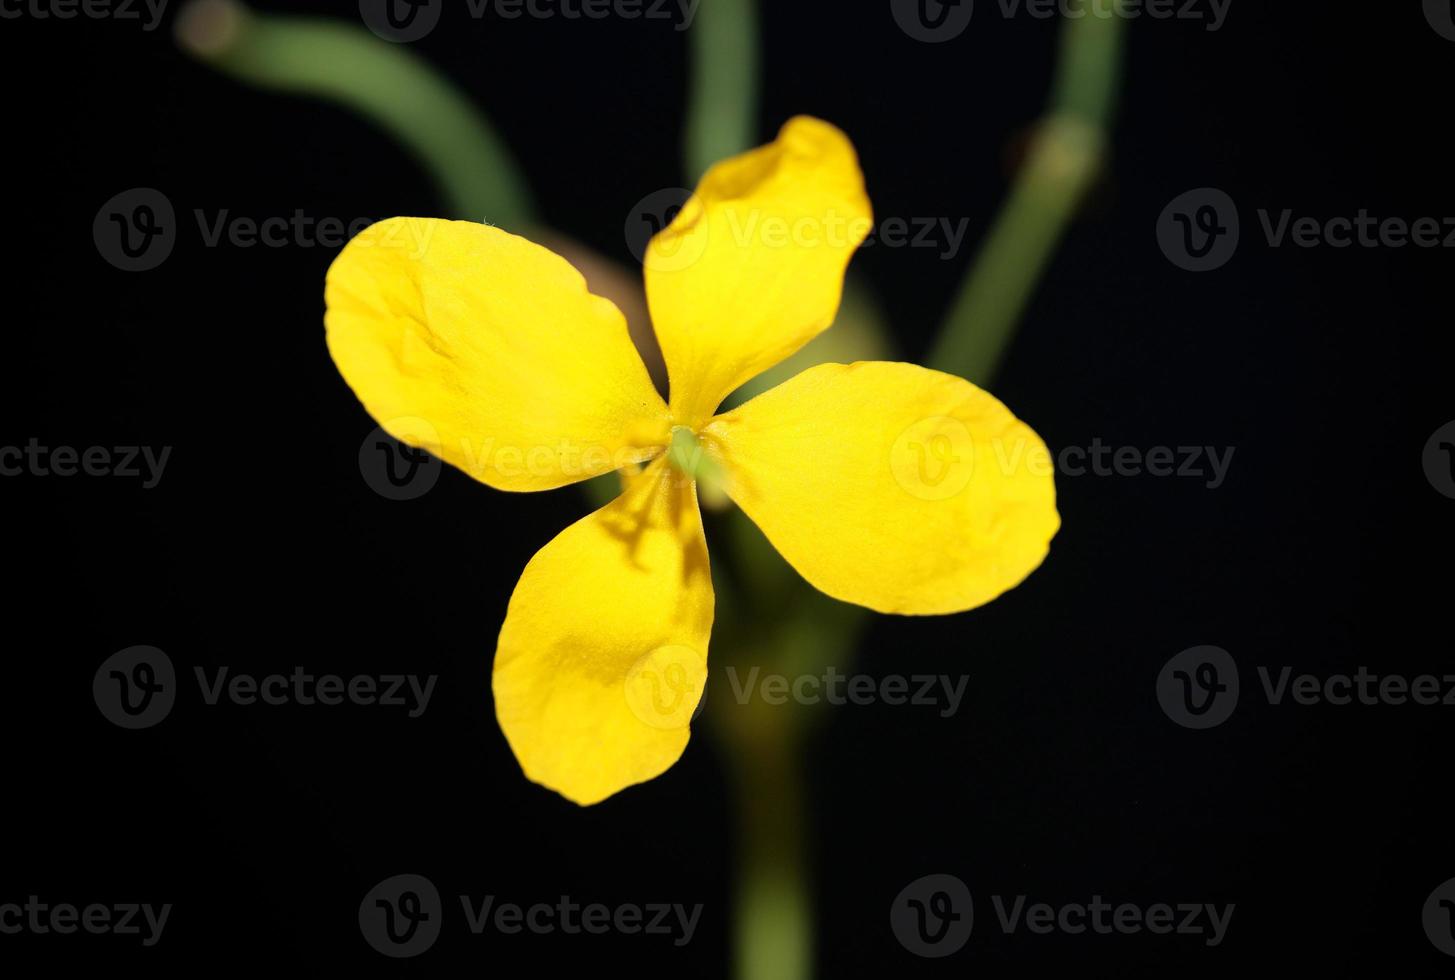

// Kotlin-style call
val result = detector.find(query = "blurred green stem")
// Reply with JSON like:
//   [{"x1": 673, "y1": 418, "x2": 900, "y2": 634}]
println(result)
[
  {"x1": 723, "y1": 704, "x2": 810, "y2": 980},
  {"x1": 685, "y1": 0, "x2": 760, "y2": 181},
  {"x1": 175, "y1": 0, "x2": 534, "y2": 225},
  {"x1": 710, "y1": 516, "x2": 871, "y2": 980},
  {"x1": 927, "y1": 7, "x2": 1125, "y2": 383}
]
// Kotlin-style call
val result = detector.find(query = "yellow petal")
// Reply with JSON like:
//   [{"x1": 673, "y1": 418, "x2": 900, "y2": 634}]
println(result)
[
  {"x1": 645, "y1": 116, "x2": 872, "y2": 428},
  {"x1": 702, "y1": 362, "x2": 1060, "y2": 615},
  {"x1": 325, "y1": 217, "x2": 669, "y2": 492},
  {"x1": 493, "y1": 458, "x2": 714, "y2": 805}
]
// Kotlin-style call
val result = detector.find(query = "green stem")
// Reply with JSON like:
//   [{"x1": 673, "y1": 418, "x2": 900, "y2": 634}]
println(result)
[
  {"x1": 718, "y1": 685, "x2": 811, "y2": 980},
  {"x1": 710, "y1": 521, "x2": 869, "y2": 980},
  {"x1": 927, "y1": 7, "x2": 1125, "y2": 384},
  {"x1": 175, "y1": 0, "x2": 534, "y2": 225},
  {"x1": 685, "y1": 0, "x2": 760, "y2": 180}
]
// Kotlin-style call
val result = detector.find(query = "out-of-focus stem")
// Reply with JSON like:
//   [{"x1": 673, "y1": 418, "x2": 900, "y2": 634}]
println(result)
[
  {"x1": 719, "y1": 686, "x2": 811, "y2": 980},
  {"x1": 685, "y1": 0, "x2": 760, "y2": 180},
  {"x1": 927, "y1": 7, "x2": 1125, "y2": 385},
  {"x1": 710, "y1": 532, "x2": 868, "y2": 980},
  {"x1": 174, "y1": 0, "x2": 534, "y2": 226}
]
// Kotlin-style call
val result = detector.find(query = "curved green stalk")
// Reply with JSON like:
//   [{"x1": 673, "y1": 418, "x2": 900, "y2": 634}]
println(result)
[
  {"x1": 927, "y1": 7, "x2": 1125, "y2": 384},
  {"x1": 175, "y1": 0, "x2": 534, "y2": 226}
]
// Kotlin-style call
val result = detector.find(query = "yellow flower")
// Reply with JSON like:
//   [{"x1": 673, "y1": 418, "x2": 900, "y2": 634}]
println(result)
[{"x1": 324, "y1": 116, "x2": 1059, "y2": 805}]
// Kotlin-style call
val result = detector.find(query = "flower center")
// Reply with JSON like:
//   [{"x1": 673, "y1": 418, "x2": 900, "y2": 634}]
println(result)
[
  {"x1": 665, "y1": 425, "x2": 730, "y2": 509},
  {"x1": 667, "y1": 425, "x2": 706, "y2": 479}
]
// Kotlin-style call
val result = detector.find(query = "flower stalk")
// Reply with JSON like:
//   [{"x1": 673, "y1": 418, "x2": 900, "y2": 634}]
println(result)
[
  {"x1": 685, "y1": 0, "x2": 760, "y2": 181},
  {"x1": 723, "y1": 696, "x2": 811, "y2": 980},
  {"x1": 927, "y1": 6, "x2": 1126, "y2": 383},
  {"x1": 174, "y1": 0, "x2": 534, "y2": 226}
]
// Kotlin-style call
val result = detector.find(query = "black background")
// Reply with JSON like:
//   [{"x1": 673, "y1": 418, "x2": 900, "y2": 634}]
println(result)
[{"x1": 3, "y1": 0, "x2": 1450, "y2": 974}]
